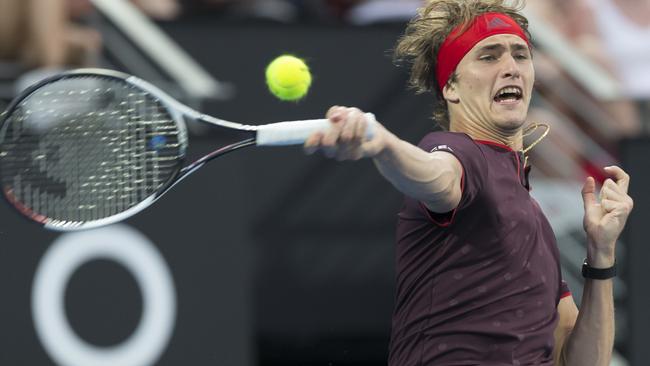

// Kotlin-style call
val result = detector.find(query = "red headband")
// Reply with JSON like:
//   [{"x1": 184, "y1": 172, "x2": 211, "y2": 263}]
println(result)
[{"x1": 435, "y1": 12, "x2": 530, "y2": 92}]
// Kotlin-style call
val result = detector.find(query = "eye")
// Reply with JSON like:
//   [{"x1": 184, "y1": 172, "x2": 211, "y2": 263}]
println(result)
[
  {"x1": 515, "y1": 53, "x2": 530, "y2": 60},
  {"x1": 480, "y1": 54, "x2": 497, "y2": 61}
]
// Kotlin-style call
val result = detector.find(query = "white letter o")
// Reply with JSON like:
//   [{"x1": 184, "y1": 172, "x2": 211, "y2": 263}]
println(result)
[{"x1": 32, "y1": 225, "x2": 176, "y2": 366}]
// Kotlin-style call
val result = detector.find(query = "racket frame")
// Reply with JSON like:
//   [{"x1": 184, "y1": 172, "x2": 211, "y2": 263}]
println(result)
[{"x1": 0, "y1": 68, "x2": 251, "y2": 231}]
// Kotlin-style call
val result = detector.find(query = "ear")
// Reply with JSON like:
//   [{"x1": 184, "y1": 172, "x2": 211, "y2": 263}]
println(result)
[{"x1": 442, "y1": 82, "x2": 460, "y2": 104}]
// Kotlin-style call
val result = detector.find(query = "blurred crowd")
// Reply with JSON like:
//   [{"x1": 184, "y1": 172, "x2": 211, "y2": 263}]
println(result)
[
  {"x1": 528, "y1": 0, "x2": 650, "y2": 136},
  {"x1": 523, "y1": 0, "x2": 650, "y2": 180},
  {"x1": 0, "y1": 0, "x2": 648, "y2": 178},
  {"x1": 144, "y1": 0, "x2": 423, "y2": 24}
]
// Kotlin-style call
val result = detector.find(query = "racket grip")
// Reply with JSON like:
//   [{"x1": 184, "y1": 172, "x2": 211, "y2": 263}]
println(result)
[{"x1": 256, "y1": 113, "x2": 377, "y2": 146}]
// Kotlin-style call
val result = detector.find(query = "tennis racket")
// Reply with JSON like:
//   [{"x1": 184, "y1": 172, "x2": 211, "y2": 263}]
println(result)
[{"x1": 0, "y1": 68, "x2": 376, "y2": 231}]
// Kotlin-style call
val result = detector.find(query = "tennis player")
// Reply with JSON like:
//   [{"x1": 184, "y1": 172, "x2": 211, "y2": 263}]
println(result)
[{"x1": 304, "y1": 0, "x2": 633, "y2": 365}]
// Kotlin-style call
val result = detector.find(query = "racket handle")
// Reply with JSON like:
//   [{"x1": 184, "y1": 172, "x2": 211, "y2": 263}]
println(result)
[{"x1": 256, "y1": 113, "x2": 377, "y2": 146}]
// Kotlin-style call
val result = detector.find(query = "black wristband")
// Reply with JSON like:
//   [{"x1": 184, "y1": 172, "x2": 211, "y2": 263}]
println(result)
[{"x1": 582, "y1": 258, "x2": 617, "y2": 280}]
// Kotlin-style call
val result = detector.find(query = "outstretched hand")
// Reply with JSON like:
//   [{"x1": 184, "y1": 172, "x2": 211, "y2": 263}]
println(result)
[{"x1": 581, "y1": 166, "x2": 634, "y2": 267}]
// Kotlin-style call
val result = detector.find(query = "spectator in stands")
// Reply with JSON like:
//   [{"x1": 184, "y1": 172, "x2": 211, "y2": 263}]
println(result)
[{"x1": 0, "y1": 0, "x2": 101, "y2": 70}]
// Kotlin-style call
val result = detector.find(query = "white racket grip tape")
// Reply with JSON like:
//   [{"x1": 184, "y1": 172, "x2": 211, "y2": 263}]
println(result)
[{"x1": 256, "y1": 113, "x2": 377, "y2": 146}]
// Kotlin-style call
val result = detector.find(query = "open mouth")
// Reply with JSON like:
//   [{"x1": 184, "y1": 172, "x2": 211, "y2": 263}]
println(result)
[{"x1": 493, "y1": 86, "x2": 523, "y2": 104}]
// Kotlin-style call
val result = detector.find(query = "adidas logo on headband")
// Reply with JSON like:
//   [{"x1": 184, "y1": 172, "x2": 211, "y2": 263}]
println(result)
[{"x1": 487, "y1": 17, "x2": 512, "y2": 30}]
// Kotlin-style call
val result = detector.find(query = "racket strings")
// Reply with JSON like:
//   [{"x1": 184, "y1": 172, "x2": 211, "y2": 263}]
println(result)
[{"x1": 0, "y1": 76, "x2": 184, "y2": 224}]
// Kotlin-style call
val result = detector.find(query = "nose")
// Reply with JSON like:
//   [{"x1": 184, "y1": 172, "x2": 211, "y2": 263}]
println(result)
[{"x1": 501, "y1": 54, "x2": 520, "y2": 79}]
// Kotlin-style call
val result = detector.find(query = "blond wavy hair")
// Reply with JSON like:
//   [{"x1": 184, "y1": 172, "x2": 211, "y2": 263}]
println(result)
[{"x1": 394, "y1": 0, "x2": 531, "y2": 130}]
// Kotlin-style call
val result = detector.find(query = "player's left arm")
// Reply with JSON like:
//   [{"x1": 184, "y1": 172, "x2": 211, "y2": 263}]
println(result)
[
  {"x1": 556, "y1": 166, "x2": 633, "y2": 366},
  {"x1": 553, "y1": 295, "x2": 578, "y2": 366}
]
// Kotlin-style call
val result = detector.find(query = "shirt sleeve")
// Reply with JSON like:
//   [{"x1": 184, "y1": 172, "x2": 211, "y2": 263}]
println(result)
[
  {"x1": 560, "y1": 280, "x2": 571, "y2": 300},
  {"x1": 416, "y1": 132, "x2": 488, "y2": 226}
]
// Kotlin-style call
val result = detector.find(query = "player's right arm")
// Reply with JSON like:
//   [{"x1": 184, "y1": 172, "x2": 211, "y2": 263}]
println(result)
[
  {"x1": 372, "y1": 131, "x2": 462, "y2": 213},
  {"x1": 304, "y1": 106, "x2": 462, "y2": 213}
]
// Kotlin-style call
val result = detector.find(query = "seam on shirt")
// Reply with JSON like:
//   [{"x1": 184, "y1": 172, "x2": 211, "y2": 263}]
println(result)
[
  {"x1": 420, "y1": 167, "x2": 465, "y2": 227},
  {"x1": 474, "y1": 139, "x2": 515, "y2": 152},
  {"x1": 514, "y1": 151, "x2": 521, "y2": 181}
]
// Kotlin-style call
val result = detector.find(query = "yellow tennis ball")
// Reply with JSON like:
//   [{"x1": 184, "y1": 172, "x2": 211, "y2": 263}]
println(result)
[{"x1": 265, "y1": 55, "x2": 312, "y2": 101}]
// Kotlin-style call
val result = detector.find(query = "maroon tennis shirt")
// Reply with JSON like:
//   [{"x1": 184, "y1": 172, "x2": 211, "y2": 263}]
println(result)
[{"x1": 389, "y1": 132, "x2": 571, "y2": 366}]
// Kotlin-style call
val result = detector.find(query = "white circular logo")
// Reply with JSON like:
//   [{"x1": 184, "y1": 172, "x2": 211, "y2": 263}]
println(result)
[{"x1": 32, "y1": 225, "x2": 176, "y2": 366}]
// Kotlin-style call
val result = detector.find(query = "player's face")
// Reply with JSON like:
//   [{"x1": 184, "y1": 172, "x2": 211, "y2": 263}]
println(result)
[{"x1": 445, "y1": 34, "x2": 534, "y2": 132}]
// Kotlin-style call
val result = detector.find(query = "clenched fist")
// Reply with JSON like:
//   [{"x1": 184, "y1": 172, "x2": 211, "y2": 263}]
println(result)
[{"x1": 581, "y1": 166, "x2": 634, "y2": 268}]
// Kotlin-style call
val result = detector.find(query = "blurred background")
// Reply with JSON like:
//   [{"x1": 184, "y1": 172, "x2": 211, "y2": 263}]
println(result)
[{"x1": 0, "y1": 0, "x2": 647, "y2": 365}]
